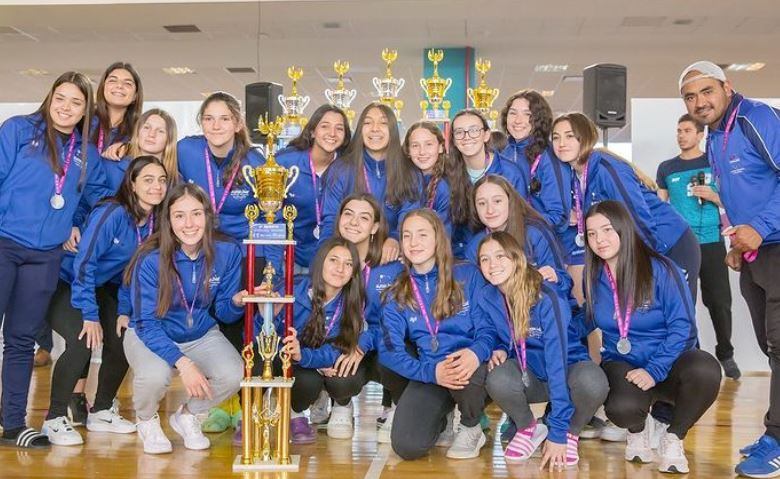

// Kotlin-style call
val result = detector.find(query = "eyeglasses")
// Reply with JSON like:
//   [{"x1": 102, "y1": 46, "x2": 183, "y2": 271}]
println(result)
[{"x1": 453, "y1": 126, "x2": 484, "y2": 140}]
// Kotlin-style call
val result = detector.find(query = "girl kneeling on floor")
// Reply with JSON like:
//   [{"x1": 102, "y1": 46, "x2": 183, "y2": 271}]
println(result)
[
  {"x1": 124, "y1": 183, "x2": 248, "y2": 454},
  {"x1": 378, "y1": 209, "x2": 496, "y2": 461},
  {"x1": 477, "y1": 231, "x2": 608, "y2": 469}
]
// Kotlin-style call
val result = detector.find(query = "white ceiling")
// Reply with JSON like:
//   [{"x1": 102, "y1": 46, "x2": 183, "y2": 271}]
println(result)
[{"x1": 1, "y1": 0, "x2": 778, "y2": 141}]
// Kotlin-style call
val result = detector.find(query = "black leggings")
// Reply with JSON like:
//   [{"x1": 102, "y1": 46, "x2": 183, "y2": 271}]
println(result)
[
  {"x1": 45, "y1": 280, "x2": 127, "y2": 418},
  {"x1": 602, "y1": 350, "x2": 721, "y2": 439},
  {"x1": 291, "y1": 363, "x2": 368, "y2": 413}
]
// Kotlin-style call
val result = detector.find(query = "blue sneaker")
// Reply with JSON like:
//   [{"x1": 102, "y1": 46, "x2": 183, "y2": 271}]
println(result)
[
  {"x1": 742, "y1": 435, "x2": 771, "y2": 457},
  {"x1": 735, "y1": 435, "x2": 780, "y2": 478}
]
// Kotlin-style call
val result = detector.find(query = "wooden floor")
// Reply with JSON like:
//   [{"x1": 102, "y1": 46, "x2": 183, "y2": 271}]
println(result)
[{"x1": 0, "y1": 364, "x2": 768, "y2": 479}]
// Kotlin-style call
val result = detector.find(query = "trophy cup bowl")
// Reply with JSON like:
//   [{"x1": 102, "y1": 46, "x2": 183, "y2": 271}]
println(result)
[{"x1": 243, "y1": 162, "x2": 299, "y2": 240}]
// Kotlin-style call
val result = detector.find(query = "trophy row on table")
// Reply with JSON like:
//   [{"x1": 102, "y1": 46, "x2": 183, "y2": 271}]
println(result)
[{"x1": 233, "y1": 115, "x2": 300, "y2": 472}]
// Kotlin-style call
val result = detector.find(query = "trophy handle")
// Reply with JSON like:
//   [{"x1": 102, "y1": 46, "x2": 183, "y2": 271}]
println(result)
[
  {"x1": 300, "y1": 97, "x2": 310, "y2": 112},
  {"x1": 419, "y1": 78, "x2": 428, "y2": 95},
  {"x1": 242, "y1": 165, "x2": 257, "y2": 197},
  {"x1": 277, "y1": 94, "x2": 288, "y2": 114},
  {"x1": 467, "y1": 88, "x2": 476, "y2": 107},
  {"x1": 346, "y1": 89, "x2": 357, "y2": 104},
  {"x1": 324, "y1": 90, "x2": 335, "y2": 104},
  {"x1": 396, "y1": 78, "x2": 405, "y2": 94},
  {"x1": 443, "y1": 78, "x2": 453, "y2": 97},
  {"x1": 372, "y1": 77, "x2": 382, "y2": 93},
  {"x1": 285, "y1": 166, "x2": 300, "y2": 196}
]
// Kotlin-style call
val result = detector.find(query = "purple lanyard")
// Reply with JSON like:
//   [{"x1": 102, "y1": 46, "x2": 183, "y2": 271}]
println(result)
[
  {"x1": 54, "y1": 134, "x2": 77, "y2": 197},
  {"x1": 325, "y1": 296, "x2": 344, "y2": 337},
  {"x1": 572, "y1": 162, "x2": 589, "y2": 237},
  {"x1": 708, "y1": 101, "x2": 742, "y2": 187},
  {"x1": 97, "y1": 128, "x2": 105, "y2": 153},
  {"x1": 135, "y1": 214, "x2": 154, "y2": 245},
  {"x1": 530, "y1": 154, "x2": 541, "y2": 177},
  {"x1": 362, "y1": 165, "x2": 372, "y2": 195},
  {"x1": 175, "y1": 265, "x2": 202, "y2": 327},
  {"x1": 604, "y1": 264, "x2": 633, "y2": 340},
  {"x1": 425, "y1": 176, "x2": 436, "y2": 209},
  {"x1": 204, "y1": 147, "x2": 240, "y2": 215},
  {"x1": 362, "y1": 264, "x2": 371, "y2": 290},
  {"x1": 409, "y1": 275, "x2": 439, "y2": 342},
  {"x1": 502, "y1": 295, "x2": 527, "y2": 372},
  {"x1": 308, "y1": 151, "x2": 322, "y2": 227}
]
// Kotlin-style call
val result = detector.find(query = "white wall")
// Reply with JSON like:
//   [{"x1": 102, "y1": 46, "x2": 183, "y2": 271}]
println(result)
[{"x1": 632, "y1": 98, "x2": 777, "y2": 373}]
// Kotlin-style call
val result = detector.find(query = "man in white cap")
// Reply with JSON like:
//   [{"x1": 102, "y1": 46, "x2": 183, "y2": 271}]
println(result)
[{"x1": 681, "y1": 61, "x2": 780, "y2": 478}]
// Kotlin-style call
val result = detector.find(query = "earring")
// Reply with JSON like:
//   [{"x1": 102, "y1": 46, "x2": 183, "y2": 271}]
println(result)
[{"x1": 370, "y1": 233, "x2": 374, "y2": 244}]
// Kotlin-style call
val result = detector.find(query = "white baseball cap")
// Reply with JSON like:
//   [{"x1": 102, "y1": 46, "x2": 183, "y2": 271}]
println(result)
[{"x1": 678, "y1": 61, "x2": 727, "y2": 92}]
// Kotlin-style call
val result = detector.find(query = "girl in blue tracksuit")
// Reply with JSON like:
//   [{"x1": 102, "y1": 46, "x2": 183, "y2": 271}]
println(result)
[
  {"x1": 265, "y1": 105, "x2": 352, "y2": 277},
  {"x1": 267, "y1": 238, "x2": 369, "y2": 443},
  {"x1": 499, "y1": 90, "x2": 570, "y2": 234},
  {"x1": 91, "y1": 62, "x2": 144, "y2": 191},
  {"x1": 319, "y1": 102, "x2": 421, "y2": 261},
  {"x1": 378, "y1": 209, "x2": 496, "y2": 461},
  {"x1": 41, "y1": 156, "x2": 167, "y2": 446},
  {"x1": 583, "y1": 200, "x2": 720, "y2": 474},
  {"x1": 552, "y1": 113, "x2": 701, "y2": 302},
  {"x1": 447, "y1": 109, "x2": 526, "y2": 258},
  {"x1": 402, "y1": 121, "x2": 453, "y2": 236},
  {"x1": 465, "y1": 175, "x2": 573, "y2": 299},
  {"x1": 124, "y1": 182, "x2": 247, "y2": 455},
  {"x1": 0, "y1": 72, "x2": 110, "y2": 448},
  {"x1": 477, "y1": 231, "x2": 607, "y2": 468}
]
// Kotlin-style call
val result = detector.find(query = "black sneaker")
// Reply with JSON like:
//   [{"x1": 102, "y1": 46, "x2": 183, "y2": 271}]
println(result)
[
  {"x1": 67, "y1": 393, "x2": 89, "y2": 427},
  {"x1": 720, "y1": 357, "x2": 742, "y2": 380}
]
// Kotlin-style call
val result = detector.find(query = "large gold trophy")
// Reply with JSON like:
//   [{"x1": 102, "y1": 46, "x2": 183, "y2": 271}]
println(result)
[
  {"x1": 468, "y1": 58, "x2": 500, "y2": 128},
  {"x1": 372, "y1": 48, "x2": 405, "y2": 118},
  {"x1": 244, "y1": 115, "x2": 299, "y2": 240},
  {"x1": 234, "y1": 117, "x2": 299, "y2": 472},
  {"x1": 324, "y1": 60, "x2": 357, "y2": 127},
  {"x1": 420, "y1": 49, "x2": 453, "y2": 122}
]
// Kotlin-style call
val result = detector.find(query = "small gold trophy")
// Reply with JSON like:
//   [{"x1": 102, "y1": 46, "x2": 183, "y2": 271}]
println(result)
[
  {"x1": 324, "y1": 60, "x2": 357, "y2": 126},
  {"x1": 277, "y1": 66, "x2": 310, "y2": 143},
  {"x1": 372, "y1": 48, "x2": 405, "y2": 117},
  {"x1": 468, "y1": 58, "x2": 500, "y2": 127},
  {"x1": 243, "y1": 115, "x2": 300, "y2": 240},
  {"x1": 420, "y1": 49, "x2": 453, "y2": 122}
]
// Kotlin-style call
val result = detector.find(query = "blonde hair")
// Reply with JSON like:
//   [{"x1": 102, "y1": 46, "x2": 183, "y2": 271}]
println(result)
[{"x1": 128, "y1": 109, "x2": 178, "y2": 183}]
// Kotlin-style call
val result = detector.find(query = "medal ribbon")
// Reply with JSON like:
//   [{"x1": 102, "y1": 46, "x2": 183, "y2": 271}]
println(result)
[
  {"x1": 135, "y1": 213, "x2": 154, "y2": 245},
  {"x1": 502, "y1": 295, "x2": 528, "y2": 373},
  {"x1": 175, "y1": 263, "x2": 202, "y2": 326},
  {"x1": 604, "y1": 263, "x2": 633, "y2": 342},
  {"x1": 325, "y1": 296, "x2": 344, "y2": 337},
  {"x1": 572, "y1": 161, "x2": 589, "y2": 239},
  {"x1": 409, "y1": 274, "x2": 439, "y2": 347},
  {"x1": 53, "y1": 133, "x2": 77, "y2": 198},
  {"x1": 204, "y1": 147, "x2": 240, "y2": 215},
  {"x1": 308, "y1": 150, "x2": 322, "y2": 228}
]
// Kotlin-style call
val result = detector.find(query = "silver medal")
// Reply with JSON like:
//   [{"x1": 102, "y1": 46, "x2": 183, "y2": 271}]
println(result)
[
  {"x1": 617, "y1": 337, "x2": 632, "y2": 355},
  {"x1": 50, "y1": 194, "x2": 65, "y2": 210},
  {"x1": 431, "y1": 336, "x2": 439, "y2": 353},
  {"x1": 521, "y1": 369, "x2": 531, "y2": 388},
  {"x1": 186, "y1": 312, "x2": 194, "y2": 328},
  {"x1": 313, "y1": 224, "x2": 320, "y2": 240},
  {"x1": 575, "y1": 233, "x2": 585, "y2": 247}
]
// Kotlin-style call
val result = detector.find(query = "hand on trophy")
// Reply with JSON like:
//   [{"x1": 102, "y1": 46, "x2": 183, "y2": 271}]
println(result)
[
  {"x1": 281, "y1": 327, "x2": 301, "y2": 362},
  {"x1": 333, "y1": 347, "x2": 365, "y2": 377},
  {"x1": 175, "y1": 356, "x2": 213, "y2": 400}
]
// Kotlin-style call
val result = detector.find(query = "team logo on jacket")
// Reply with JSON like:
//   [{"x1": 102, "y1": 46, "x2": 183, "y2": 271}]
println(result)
[
  {"x1": 209, "y1": 274, "x2": 221, "y2": 286},
  {"x1": 408, "y1": 315, "x2": 418, "y2": 323},
  {"x1": 729, "y1": 155, "x2": 744, "y2": 175},
  {"x1": 73, "y1": 150, "x2": 83, "y2": 168},
  {"x1": 113, "y1": 238, "x2": 120, "y2": 245},
  {"x1": 230, "y1": 187, "x2": 250, "y2": 201},
  {"x1": 528, "y1": 327, "x2": 542, "y2": 339}
]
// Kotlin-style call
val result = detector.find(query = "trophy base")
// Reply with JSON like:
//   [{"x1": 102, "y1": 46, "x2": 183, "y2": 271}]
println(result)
[
  {"x1": 241, "y1": 294, "x2": 295, "y2": 304},
  {"x1": 250, "y1": 223, "x2": 287, "y2": 241},
  {"x1": 232, "y1": 454, "x2": 300, "y2": 472},
  {"x1": 423, "y1": 109, "x2": 450, "y2": 123},
  {"x1": 241, "y1": 376, "x2": 296, "y2": 388}
]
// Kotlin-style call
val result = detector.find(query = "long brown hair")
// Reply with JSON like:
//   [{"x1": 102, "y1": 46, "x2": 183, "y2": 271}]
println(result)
[
  {"x1": 471, "y1": 175, "x2": 545, "y2": 251},
  {"x1": 92, "y1": 62, "x2": 143, "y2": 147},
  {"x1": 333, "y1": 193, "x2": 388, "y2": 267},
  {"x1": 343, "y1": 102, "x2": 418, "y2": 206},
  {"x1": 127, "y1": 109, "x2": 178, "y2": 182},
  {"x1": 500, "y1": 90, "x2": 553, "y2": 165},
  {"x1": 124, "y1": 183, "x2": 222, "y2": 317},
  {"x1": 387, "y1": 209, "x2": 464, "y2": 321},
  {"x1": 446, "y1": 108, "x2": 493, "y2": 228},
  {"x1": 478, "y1": 231, "x2": 542, "y2": 339},
  {"x1": 584, "y1": 201, "x2": 664, "y2": 324},
  {"x1": 403, "y1": 121, "x2": 447, "y2": 208},
  {"x1": 300, "y1": 238, "x2": 364, "y2": 353},
  {"x1": 287, "y1": 104, "x2": 352, "y2": 154},
  {"x1": 553, "y1": 112, "x2": 657, "y2": 190},
  {"x1": 197, "y1": 91, "x2": 251, "y2": 186},
  {"x1": 34, "y1": 71, "x2": 94, "y2": 190}
]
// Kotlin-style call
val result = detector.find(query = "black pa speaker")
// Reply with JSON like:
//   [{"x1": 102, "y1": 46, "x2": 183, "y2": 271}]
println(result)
[
  {"x1": 245, "y1": 82, "x2": 283, "y2": 143},
  {"x1": 583, "y1": 64, "x2": 627, "y2": 128}
]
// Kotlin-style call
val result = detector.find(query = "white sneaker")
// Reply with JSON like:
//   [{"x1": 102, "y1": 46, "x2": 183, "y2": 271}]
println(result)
[
  {"x1": 326, "y1": 403, "x2": 354, "y2": 439},
  {"x1": 625, "y1": 426, "x2": 655, "y2": 463},
  {"x1": 446, "y1": 423, "x2": 487, "y2": 459},
  {"x1": 42, "y1": 416, "x2": 84, "y2": 446},
  {"x1": 310, "y1": 390, "x2": 331, "y2": 425},
  {"x1": 435, "y1": 411, "x2": 455, "y2": 447},
  {"x1": 87, "y1": 407, "x2": 136, "y2": 434},
  {"x1": 169, "y1": 406, "x2": 210, "y2": 450},
  {"x1": 601, "y1": 420, "x2": 628, "y2": 442},
  {"x1": 137, "y1": 414, "x2": 172, "y2": 454},
  {"x1": 649, "y1": 416, "x2": 669, "y2": 450},
  {"x1": 377, "y1": 407, "x2": 394, "y2": 444},
  {"x1": 657, "y1": 432, "x2": 689, "y2": 474}
]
